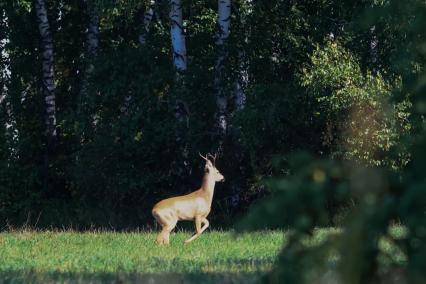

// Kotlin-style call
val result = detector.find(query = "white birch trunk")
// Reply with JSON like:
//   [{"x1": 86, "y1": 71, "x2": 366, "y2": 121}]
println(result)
[
  {"x1": 232, "y1": 52, "x2": 247, "y2": 112},
  {"x1": 214, "y1": 0, "x2": 231, "y2": 152},
  {"x1": 35, "y1": 0, "x2": 57, "y2": 191},
  {"x1": 1, "y1": 9, "x2": 12, "y2": 132},
  {"x1": 217, "y1": 0, "x2": 231, "y2": 46},
  {"x1": 169, "y1": 0, "x2": 191, "y2": 192},
  {"x1": 83, "y1": 1, "x2": 99, "y2": 85},
  {"x1": 170, "y1": 0, "x2": 187, "y2": 71},
  {"x1": 139, "y1": 0, "x2": 155, "y2": 45},
  {"x1": 232, "y1": 0, "x2": 251, "y2": 113},
  {"x1": 1, "y1": 9, "x2": 10, "y2": 105},
  {"x1": 87, "y1": 2, "x2": 99, "y2": 57},
  {"x1": 229, "y1": 0, "x2": 252, "y2": 209},
  {"x1": 370, "y1": 25, "x2": 378, "y2": 74},
  {"x1": 35, "y1": 0, "x2": 57, "y2": 144},
  {"x1": 79, "y1": 1, "x2": 99, "y2": 122}
]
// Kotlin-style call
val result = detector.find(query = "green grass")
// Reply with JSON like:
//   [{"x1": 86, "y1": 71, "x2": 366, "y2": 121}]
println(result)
[
  {"x1": 0, "y1": 227, "x2": 408, "y2": 283},
  {"x1": 0, "y1": 230, "x2": 284, "y2": 283}
]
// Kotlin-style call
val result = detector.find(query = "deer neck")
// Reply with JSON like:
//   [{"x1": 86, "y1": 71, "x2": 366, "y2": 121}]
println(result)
[{"x1": 201, "y1": 172, "x2": 216, "y2": 203}]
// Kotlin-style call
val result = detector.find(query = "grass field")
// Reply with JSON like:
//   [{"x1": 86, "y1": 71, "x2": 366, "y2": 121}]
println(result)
[
  {"x1": 0, "y1": 230, "x2": 284, "y2": 283},
  {"x1": 0, "y1": 227, "x2": 407, "y2": 283}
]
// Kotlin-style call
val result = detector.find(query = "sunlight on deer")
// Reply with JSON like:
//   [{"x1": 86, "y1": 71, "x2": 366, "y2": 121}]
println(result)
[{"x1": 152, "y1": 153, "x2": 225, "y2": 245}]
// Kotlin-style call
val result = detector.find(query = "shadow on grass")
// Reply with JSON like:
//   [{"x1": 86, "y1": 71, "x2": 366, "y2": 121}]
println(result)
[{"x1": 0, "y1": 270, "x2": 266, "y2": 284}]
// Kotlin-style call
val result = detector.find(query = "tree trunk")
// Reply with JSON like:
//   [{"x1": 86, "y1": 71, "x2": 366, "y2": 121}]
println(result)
[
  {"x1": 83, "y1": 0, "x2": 99, "y2": 81},
  {"x1": 228, "y1": 0, "x2": 252, "y2": 210},
  {"x1": 232, "y1": 51, "x2": 247, "y2": 112},
  {"x1": 169, "y1": 0, "x2": 191, "y2": 192},
  {"x1": 213, "y1": 0, "x2": 231, "y2": 154},
  {"x1": 1, "y1": 8, "x2": 9, "y2": 104},
  {"x1": 79, "y1": 0, "x2": 99, "y2": 126},
  {"x1": 229, "y1": 50, "x2": 248, "y2": 209},
  {"x1": 370, "y1": 25, "x2": 378, "y2": 74},
  {"x1": 86, "y1": 1, "x2": 99, "y2": 57},
  {"x1": 35, "y1": 0, "x2": 57, "y2": 191},
  {"x1": 0, "y1": 9, "x2": 12, "y2": 134},
  {"x1": 170, "y1": 0, "x2": 187, "y2": 71},
  {"x1": 139, "y1": 0, "x2": 155, "y2": 45},
  {"x1": 35, "y1": 0, "x2": 57, "y2": 145}
]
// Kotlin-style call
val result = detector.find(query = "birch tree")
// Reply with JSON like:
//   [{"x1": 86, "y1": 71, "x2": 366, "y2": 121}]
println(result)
[
  {"x1": 213, "y1": 0, "x2": 231, "y2": 153},
  {"x1": 370, "y1": 25, "x2": 378, "y2": 74},
  {"x1": 79, "y1": 0, "x2": 99, "y2": 128},
  {"x1": 86, "y1": 2, "x2": 99, "y2": 57},
  {"x1": 228, "y1": 0, "x2": 253, "y2": 209},
  {"x1": 83, "y1": 0, "x2": 99, "y2": 84},
  {"x1": 169, "y1": 0, "x2": 191, "y2": 191},
  {"x1": 35, "y1": 0, "x2": 57, "y2": 148},
  {"x1": 231, "y1": 0, "x2": 251, "y2": 115},
  {"x1": 169, "y1": 0, "x2": 188, "y2": 132},
  {"x1": 35, "y1": 0, "x2": 57, "y2": 191},
  {"x1": 139, "y1": 0, "x2": 155, "y2": 45},
  {"x1": 170, "y1": 0, "x2": 187, "y2": 71},
  {"x1": 232, "y1": 55, "x2": 247, "y2": 112},
  {"x1": 0, "y1": 8, "x2": 9, "y2": 106},
  {"x1": 0, "y1": 8, "x2": 12, "y2": 137}
]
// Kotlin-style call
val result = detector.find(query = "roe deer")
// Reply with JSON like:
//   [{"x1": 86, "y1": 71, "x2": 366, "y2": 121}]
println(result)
[{"x1": 152, "y1": 153, "x2": 225, "y2": 245}]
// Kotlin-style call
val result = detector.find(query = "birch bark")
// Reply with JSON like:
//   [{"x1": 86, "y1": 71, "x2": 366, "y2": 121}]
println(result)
[
  {"x1": 1, "y1": 9, "x2": 9, "y2": 105},
  {"x1": 139, "y1": 0, "x2": 155, "y2": 45},
  {"x1": 213, "y1": 0, "x2": 231, "y2": 153},
  {"x1": 0, "y1": 9, "x2": 12, "y2": 132},
  {"x1": 79, "y1": 0, "x2": 99, "y2": 121},
  {"x1": 228, "y1": 0, "x2": 252, "y2": 209},
  {"x1": 86, "y1": 1, "x2": 99, "y2": 57},
  {"x1": 35, "y1": 0, "x2": 57, "y2": 146},
  {"x1": 170, "y1": 0, "x2": 187, "y2": 71},
  {"x1": 169, "y1": 0, "x2": 191, "y2": 192},
  {"x1": 370, "y1": 25, "x2": 378, "y2": 74}
]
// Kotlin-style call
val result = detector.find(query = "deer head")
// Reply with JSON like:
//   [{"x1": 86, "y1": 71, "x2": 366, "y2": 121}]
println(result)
[{"x1": 199, "y1": 153, "x2": 225, "y2": 182}]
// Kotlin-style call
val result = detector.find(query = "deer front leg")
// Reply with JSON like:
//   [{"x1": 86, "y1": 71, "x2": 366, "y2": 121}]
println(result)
[
  {"x1": 184, "y1": 217, "x2": 209, "y2": 244},
  {"x1": 200, "y1": 218, "x2": 209, "y2": 233}
]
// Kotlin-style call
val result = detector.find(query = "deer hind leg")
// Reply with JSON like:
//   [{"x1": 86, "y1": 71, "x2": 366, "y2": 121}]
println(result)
[
  {"x1": 153, "y1": 209, "x2": 177, "y2": 245},
  {"x1": 184, "y1": 217, "x2": 210, "y2": 244},
  {"x1": 159, "y1": 223, "x2": 176, "y2": 245}
]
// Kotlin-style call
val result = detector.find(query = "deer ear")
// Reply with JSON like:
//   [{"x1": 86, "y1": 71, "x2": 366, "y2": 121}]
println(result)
[{"x1": 204, "y1": 165, "x2": 210, "y2": 173}]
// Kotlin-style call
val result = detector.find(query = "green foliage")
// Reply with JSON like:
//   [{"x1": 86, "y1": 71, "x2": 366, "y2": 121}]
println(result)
[
  {"x1": 234, "y1": 84, "x2": 322, "y2": 173},
  {"x1": 301, "y1": 40, "x2": 411, "y2": 169},
  {"x1": 239, "y1": 153, "x2": 351, "y2": 232},
  {"x1": 240, "y1": 1, "x2": 426, "y2": 283}
]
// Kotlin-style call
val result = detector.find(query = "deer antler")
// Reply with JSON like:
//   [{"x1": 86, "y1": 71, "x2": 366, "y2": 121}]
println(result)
[
  {"x1": 199, "y1": 152, "x2": 209, "y2": 162},
  {"x1": 207, "y1": 153, "x2": 217, "y2": 166}
]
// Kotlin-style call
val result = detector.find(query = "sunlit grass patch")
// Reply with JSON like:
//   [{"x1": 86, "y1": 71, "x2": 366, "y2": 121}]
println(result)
[{"x1": 0, "y1": 230, "x2": 284, "y2": 283}]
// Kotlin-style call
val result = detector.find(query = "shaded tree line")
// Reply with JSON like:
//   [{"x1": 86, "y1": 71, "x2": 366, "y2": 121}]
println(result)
[{"x1": 0, "y1": 0, "x2": 415, "y2": 229}]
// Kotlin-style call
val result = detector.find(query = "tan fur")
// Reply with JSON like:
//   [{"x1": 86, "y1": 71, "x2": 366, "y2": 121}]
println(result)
[{"x1": 152, "y1": 154, "x2": 224, "y2": 245}]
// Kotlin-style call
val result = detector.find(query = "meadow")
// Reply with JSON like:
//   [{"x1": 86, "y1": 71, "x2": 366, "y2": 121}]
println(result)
[
  {"x1": 0, "y1": 227, "x2": 409, "y2": 283},
  {"x1": 0, "y1": 230, "x2": 284, "y2": 283}
]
